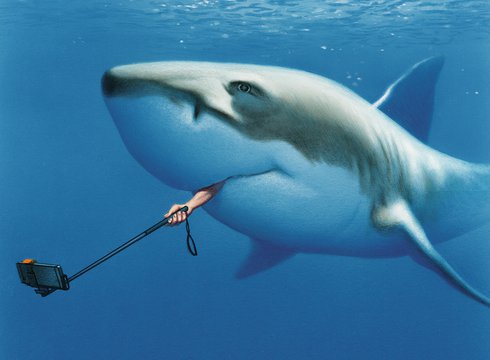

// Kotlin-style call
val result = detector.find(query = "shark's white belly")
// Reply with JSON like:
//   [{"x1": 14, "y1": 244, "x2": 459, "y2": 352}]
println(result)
[{"x1": 203, "y1": 161, "x2": 408, "y2": 257}]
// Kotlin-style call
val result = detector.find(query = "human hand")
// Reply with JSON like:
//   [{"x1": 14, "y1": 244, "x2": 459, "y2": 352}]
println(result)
[{"x1": 164, "y1": 203, "x2": 193, "y2": 226}]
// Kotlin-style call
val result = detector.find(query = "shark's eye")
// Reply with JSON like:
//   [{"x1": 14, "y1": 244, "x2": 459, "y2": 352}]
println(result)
[
  {"x1": 227, "y1": 81, "x2": 264, "y2": 97},
  {"x1": 237, "y1": 82, "x2": 252, "y2": 93}
]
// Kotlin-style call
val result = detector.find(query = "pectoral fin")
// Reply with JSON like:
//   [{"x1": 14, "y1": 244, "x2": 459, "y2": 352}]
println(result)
[
  {"x1": 372, "y1": 200, "x2": 490, "y2": 307},
  {"x1": 235, "y1": 239, "x2": 296, "y2": 279}
]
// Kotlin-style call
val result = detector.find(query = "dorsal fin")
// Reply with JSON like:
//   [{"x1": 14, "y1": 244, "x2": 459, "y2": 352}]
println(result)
[
  {"x1": 235, "y1": 239, "x2": 296, "y2": 279},
  {"x1": 373, "y1": 56, "x2": 444, "y2": 143}
]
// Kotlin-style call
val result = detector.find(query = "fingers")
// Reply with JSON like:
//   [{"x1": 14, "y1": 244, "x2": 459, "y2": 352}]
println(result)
[
  {"x1": 165, "y1": 204, "x2": 189, "y2": 226},
  {"x1": 169, "y1": 211, "x2": 187, "y2": 226}
]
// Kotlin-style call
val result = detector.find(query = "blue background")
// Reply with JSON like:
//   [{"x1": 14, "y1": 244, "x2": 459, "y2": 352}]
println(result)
[{"x1": 1, "y1": 1, "x2": 489, "y2": 359}]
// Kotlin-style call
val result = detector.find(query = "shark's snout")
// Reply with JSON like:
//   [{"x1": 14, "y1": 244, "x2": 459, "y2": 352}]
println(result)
[
  {"x1": 102, "y1": 68, "x2": 140, "y2": 97},
  {"x1": 102, "y1": 69, "x2": 118, "y2": 97},
  {"x1": 101, "y1": 66, "x2": 160, "y2": 98},
  {"x1": 102, "y1": 64, "x2": 202, "y2": 105}
]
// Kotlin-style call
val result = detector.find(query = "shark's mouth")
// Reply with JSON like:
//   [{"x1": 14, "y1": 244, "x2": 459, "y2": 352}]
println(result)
[{"x1": 194, "y1": 168, "x2": 282, "y2": 195}]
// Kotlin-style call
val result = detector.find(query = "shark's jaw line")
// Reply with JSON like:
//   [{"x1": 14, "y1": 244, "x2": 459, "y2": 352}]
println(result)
[
  {"x1": 102, "y1": 59, "x2": 490, "y2": 307},
  {"x1": 206, "y1": 168, "x2": 287, "y2": 196}
]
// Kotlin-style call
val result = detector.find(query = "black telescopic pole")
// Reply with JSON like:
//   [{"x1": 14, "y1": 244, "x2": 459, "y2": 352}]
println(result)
[{"x1": 67, "y1": 206, "x2": 189, "y2": 283}]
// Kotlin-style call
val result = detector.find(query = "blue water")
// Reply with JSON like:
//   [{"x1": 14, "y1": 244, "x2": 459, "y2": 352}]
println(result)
[{"x1": 1, "y1": 1, "x2": 490, "y2": 359}]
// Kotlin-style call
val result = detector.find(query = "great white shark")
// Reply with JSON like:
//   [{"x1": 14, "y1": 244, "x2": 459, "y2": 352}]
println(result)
[{"x1": 102, "y1": 57, "x2": 490, "y2": 306}]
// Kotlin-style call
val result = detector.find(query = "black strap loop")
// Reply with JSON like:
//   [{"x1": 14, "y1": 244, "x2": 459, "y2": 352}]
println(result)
[{"x1": 185, "y1": 217, "x2": 198, "y2": 256}]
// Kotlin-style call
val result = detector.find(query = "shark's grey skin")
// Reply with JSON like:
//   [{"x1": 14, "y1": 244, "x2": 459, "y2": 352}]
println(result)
[{"x1": 102, "y1": 58, "x2": 490, "y2": 306}]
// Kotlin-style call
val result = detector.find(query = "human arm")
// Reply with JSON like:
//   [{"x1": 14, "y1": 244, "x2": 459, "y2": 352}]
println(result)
[{"x1": 164, "y1": 181, "x2": 224, "y2": 225}]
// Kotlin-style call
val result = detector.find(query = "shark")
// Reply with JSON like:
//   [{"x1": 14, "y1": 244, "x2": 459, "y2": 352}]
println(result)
[{"x1": 102, "y1": 57, "x2": 490, "y2": 307}]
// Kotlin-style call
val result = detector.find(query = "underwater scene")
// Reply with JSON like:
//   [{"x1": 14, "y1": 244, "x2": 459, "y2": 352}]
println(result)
[{"x1": 1, "y1": 1, "x2": 490, "y2": 359}]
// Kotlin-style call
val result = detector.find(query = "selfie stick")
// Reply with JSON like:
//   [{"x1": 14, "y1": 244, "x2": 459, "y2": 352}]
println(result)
[{"x1": 17, "y1": 206, "x2": 190, "y2": 297}]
